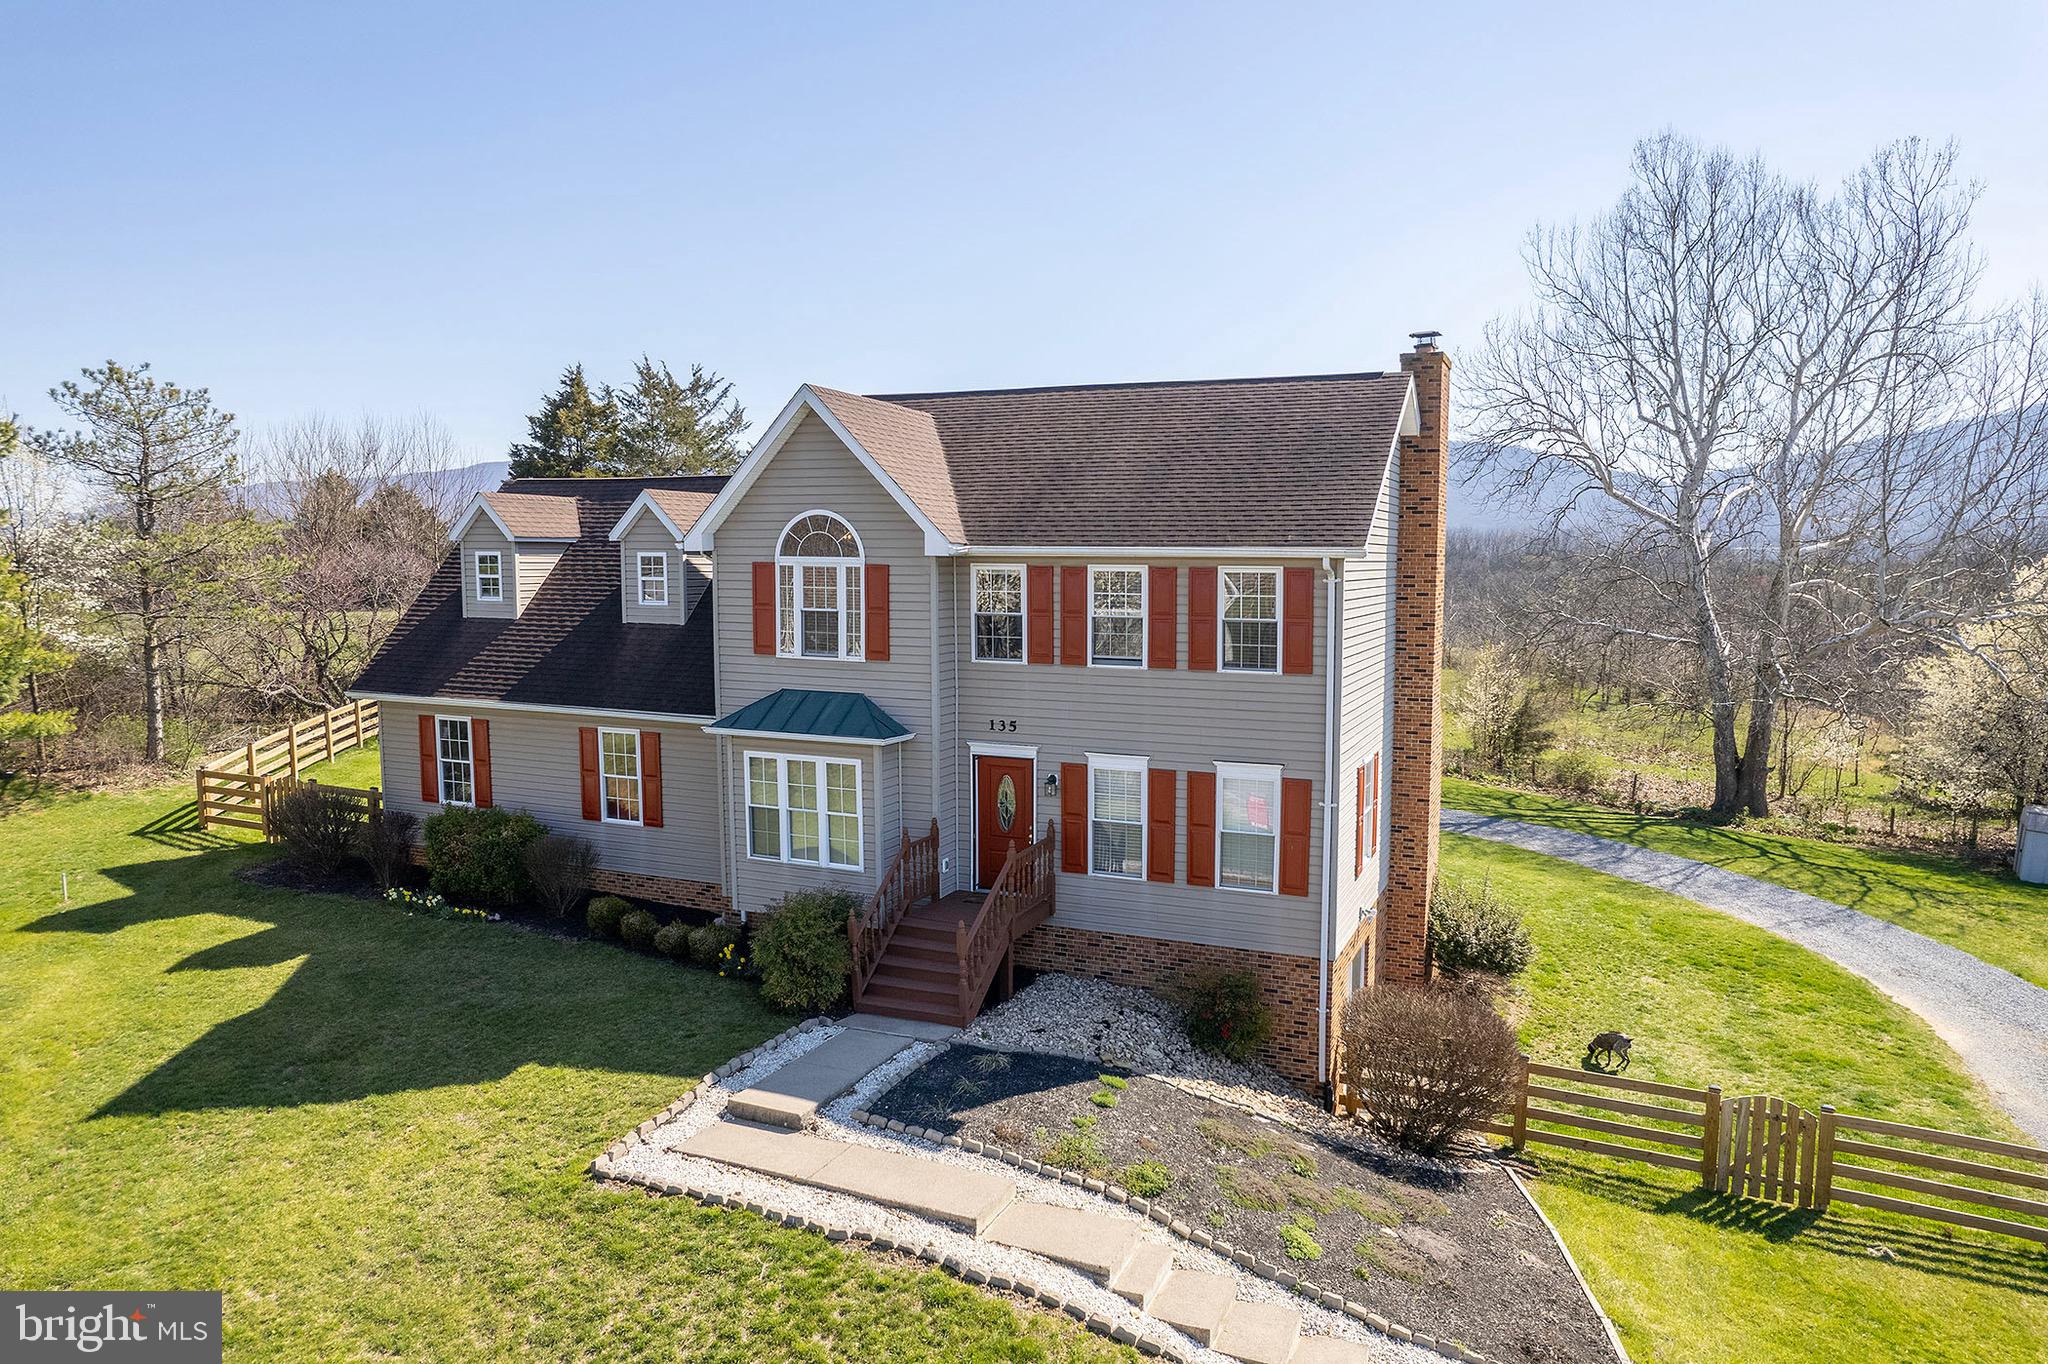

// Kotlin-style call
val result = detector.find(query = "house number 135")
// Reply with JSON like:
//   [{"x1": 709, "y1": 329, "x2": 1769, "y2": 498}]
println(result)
[{"x1": 987, "y1": 719, "x2": 1017, "y2": 733}]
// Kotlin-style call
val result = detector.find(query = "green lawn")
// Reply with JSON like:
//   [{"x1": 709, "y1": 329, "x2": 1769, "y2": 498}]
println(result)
[
  {"x1": 1443, "y1": 834, "x2": 2048, "y2": 1364},
  {"x1": 1445, "y1": 775, "x2": 2048, "y2": 990},
  {"x1": 0, "y1": 759, "x2": 1133, "y2": 1363}
]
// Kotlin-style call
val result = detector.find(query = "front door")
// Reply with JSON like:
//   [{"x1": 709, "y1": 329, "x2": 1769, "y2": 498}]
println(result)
[{"x1": 974, "y1": 755, "x2": 1034, "y2": 889}]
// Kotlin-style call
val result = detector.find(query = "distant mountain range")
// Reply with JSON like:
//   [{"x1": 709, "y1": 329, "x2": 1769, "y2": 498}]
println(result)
[{"x1": 239, "y1": 460, "x2": 511, "y2": 518}]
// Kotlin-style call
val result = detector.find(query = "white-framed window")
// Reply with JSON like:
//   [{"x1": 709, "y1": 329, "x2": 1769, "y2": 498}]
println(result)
[
  {"x1": 1086, "y1": 752, "x2": 1147, "y2": 879},
  {"x1": 637, "y1": 552, "x2": 669, "y2": 606},
  {"x1": 776, "y1": 512, "x2": 864, "y2": 660},
  {"x1": 598, "y1": 728, "x2": 642, "y2": 824},
  {"x1": 744, "y1": 752, "x2": 862, "y2": 869},
  {"x1": 973, "y1": 564, "x2": 1026, "y2": 663},
  {"x1": 1216, "y1": 762, "x2": 1282, "y2": 894},
  {"x1": 1088, "y1": 566, "x2": 1145, "y2": 667},
  {"x1": 474, "y1": 551, "x2": 503, "y2": 603},
  {"x1": 1220, "y1": 567, "x2": 1280, "y2": 673},
  {"x1": 436, "y1": 716, "x2": 475, "y2": 807}
]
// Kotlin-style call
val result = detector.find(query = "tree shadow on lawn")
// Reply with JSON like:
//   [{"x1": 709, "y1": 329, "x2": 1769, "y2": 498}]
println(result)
[
  {"x1": 21, "y1": 850, "x2": 763, "y2": 1119},
  {"x1": 1549, "y1": 1160, "x2": 2048, "y2": 1296}
]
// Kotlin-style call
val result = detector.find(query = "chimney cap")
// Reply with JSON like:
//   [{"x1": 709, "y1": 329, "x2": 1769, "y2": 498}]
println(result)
[{"x1": 1408, "y1": 330, "x2": 1442, "y2": 347}]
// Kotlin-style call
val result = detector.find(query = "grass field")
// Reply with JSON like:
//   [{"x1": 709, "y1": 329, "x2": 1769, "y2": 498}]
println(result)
[
  {"x1": 0, "y1": 754, "x2": 1134, "y2": 1363},
  {"x1": 1445, "y1": 775, "x2": 2048, "y2": 990},
  {"x1": 1443, "y1": 834, "x2": 2048, "y2": 1364}
]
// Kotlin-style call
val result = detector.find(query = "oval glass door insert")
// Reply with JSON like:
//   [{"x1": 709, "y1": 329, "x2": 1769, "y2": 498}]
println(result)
[{"x1": 995, "y1": 774, "x2": 1018, "y2": 832}]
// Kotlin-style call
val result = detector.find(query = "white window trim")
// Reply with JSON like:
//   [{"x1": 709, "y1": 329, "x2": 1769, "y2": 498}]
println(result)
[
  {"x1": 1084, "y1": 751, "x2": 1148, "y2": 880},
  {"x1": 434, "y1": 714, "x2": 476, "y2": 809},
  {"x1": 774, "y1": 510, "x2": 866, "y2": 662},
  {"x1": 473, "y1": 551, "x2": 504, "y2": 604},
  {"x1": 1218, "y1": 565, "x2": 1282, "y2": 675},
  {"x1": 1214, "y1": 760, "x2": 1283, "y2": 897},
  {"x1": 970, "y1": 562, "x2": 1029, "y2": 665},
  {"x1": 636, "y1": 551, "x2": 669, "y2": 607},
  {"x1": 742, "y1": 750, "x2": 864, "y2": 871},
  {"x1": 1086, "y1": 564, "x2": 1147, "y2": 669},
  {"x1": 598, "y1": 726, "x2": 643, "y2": 826}
]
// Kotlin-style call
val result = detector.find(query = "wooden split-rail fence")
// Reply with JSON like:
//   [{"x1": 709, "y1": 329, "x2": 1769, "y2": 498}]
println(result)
[
  {"x1": 195, "y1": 699, "x2": 383, "y2": 836},
  {"x1": 1463, "y1": 1059, "x2": 2048, "y2": 1245}
]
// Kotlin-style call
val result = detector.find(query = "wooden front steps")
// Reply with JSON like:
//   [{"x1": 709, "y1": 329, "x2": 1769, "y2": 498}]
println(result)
[{"x1": 859, "y1": 894, "x2": 992, "y2": 1026}]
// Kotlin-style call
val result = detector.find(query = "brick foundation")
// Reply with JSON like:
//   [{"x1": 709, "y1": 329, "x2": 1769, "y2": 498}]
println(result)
[
  {"x1": 589, "y1": 867, "x2": 731, "y2": 915},
  {"x1": 1012, "y1": 921, "x2": 1323, "y2": 1093},
  {"x1": 1325, "y1": 913, "x2": 1378, "y2": 1096}
]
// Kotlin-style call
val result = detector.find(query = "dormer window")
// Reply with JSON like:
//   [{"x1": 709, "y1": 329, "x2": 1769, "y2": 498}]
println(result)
[
  {"x1": 637, "y1": 552, "x2": 669, "y2": 607},
  {"x1": 474, "y1": 552, "x2": 503, "y2": 603},
  {"x1": 776, "y1": 512, "x2": 864, "y2": 660}
]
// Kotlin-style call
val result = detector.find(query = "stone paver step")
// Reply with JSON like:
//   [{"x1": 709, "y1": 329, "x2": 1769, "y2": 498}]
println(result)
[
  {"x1": 1291, "y1": 1336, "x2": 1380, "y2": 1364},
  {"x1": 676, "y1": 1120, "x2": 1015, "y2": 1234},
  {"x1": 1211, "y1": 1298, "x2": 1305, "y2": 1364},
  {"x1": 1108, "y1": 1239, "x2": 1176, "y2": 1310},
  {"x1": 722, "y1": 1027, "x2": 910, "y2": 1128},
  {"x1": 984, "y1": 1201, "x2": 1144, "y2": 1283},
  {"x1": 1149, "y1": 1269, "x2": 1238, "y2": 1346}
]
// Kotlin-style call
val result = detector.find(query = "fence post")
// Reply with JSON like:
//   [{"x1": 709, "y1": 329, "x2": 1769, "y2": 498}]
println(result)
[
  {"x1": 367, "y1": 787, "x2": 381, "y2": 823},
  {"x1": 323, "y1": 708, "x2": 335, "y2": 763},
  {"x1": 287, "y1": 722, "x2": 301, "y2": 779},
  {"x1": 195, "y1": 769, "x2": 208, "y2": 830},
  {"x1": 1815, "y1": 1104, "x2": 1837, "y2": 1211},
  {"x1": 1511, "y1": 1054, "x2": 1530, "y2": 1149},
  {"x1": 1701, "y1": 1085, "x2": 1723, "y2": 1192},
  {"x1": 245, "y1": 741, "x2": 257, "y2": 777}
]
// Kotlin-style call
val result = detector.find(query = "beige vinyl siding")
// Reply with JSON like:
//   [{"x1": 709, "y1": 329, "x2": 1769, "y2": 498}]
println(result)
[
  {"x1": 378, "y1": 700, "x2": 723, "y2": 884},
  {"x1": 460, "y1": 524, "x2": 515, "y2": 619},
  {"x1": 933, "y1": 557, "x2": 962, "y2": 894},
  {"x1": 682, "y1": 552, "x2": 713, "y2": 620},
  {"x1": 954, "y1": 554, "x2": 1330, "y2": 957},
  {"x1": 726, "y1": 736, "x2": 894, "y2": 917},
  {"x1": 514, "y1": 544, "x2": 565, "y2": 615},
  {"x1": 711, "y1": 411, "x2": 939, "y2": 895},
  {"x1": 1333, "y1": 452, "x2": 1401, "y2": 949},
  {"x1": 620, "y1": 520, "x2": 684, "y2": 625}
]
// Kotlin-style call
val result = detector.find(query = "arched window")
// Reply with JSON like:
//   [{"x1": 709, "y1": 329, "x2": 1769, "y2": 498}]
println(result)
[{"x1": 776, "y1": 512, "x2": 864, "y2": 659}]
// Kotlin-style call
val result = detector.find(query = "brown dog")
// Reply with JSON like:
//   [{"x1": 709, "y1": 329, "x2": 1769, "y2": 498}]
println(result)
[{"x1": 1585, "y1": 1031, "x2": 1633, "y2": 1071}]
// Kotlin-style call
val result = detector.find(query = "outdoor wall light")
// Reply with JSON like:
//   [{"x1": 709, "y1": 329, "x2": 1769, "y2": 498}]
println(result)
[{"x1": 1043, "y1": 771, "x2": 1060, "y2": 798}]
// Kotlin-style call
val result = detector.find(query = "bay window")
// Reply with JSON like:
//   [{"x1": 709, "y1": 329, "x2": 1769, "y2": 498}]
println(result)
[{"x1": 745, "y1": 752, "x2": 862, "y2": 869}]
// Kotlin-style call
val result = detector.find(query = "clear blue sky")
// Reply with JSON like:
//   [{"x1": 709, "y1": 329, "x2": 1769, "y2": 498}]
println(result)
[{"x1": 5, "y1": 1, "x2": 2044, "y2": 461}]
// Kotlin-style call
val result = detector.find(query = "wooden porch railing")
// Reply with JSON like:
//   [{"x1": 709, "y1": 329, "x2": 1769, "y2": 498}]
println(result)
[
  {"x1": 954, "y1": 819, "x2": 1058, "y2": 1025},
  {"x1": 850, "y1": 818, "x2": 939, "y2": 1006}
]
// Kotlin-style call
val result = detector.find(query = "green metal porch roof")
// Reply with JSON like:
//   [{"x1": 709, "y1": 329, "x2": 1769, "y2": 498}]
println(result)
[{"x1": 703, "y1": 688, "x2": 915, "y2": 746}]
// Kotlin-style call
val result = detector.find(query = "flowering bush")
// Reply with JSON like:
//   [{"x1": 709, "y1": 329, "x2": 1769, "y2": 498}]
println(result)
[
  {"x1": 715, "y1": 940, "x2": 750, "y2": 979},
  {"x1": 382, "y1": 886, "x2": 499, "y2": 922}
]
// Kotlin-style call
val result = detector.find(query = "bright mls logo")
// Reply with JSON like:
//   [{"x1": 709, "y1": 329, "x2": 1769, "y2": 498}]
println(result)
[{"x1": 3, "y1": 1293, "x2": 221, "y2": 1361}]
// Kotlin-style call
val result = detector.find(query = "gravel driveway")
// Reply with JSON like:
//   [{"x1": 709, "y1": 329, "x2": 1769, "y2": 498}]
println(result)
[{"x1": 1443, "y1": 809, "x2": 2048, "y2": 1145}]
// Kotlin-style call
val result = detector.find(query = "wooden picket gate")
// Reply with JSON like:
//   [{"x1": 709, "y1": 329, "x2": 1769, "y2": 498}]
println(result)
[{"x1": 1717, "y1": 1095, "x2": 1828, "y2": 1208}]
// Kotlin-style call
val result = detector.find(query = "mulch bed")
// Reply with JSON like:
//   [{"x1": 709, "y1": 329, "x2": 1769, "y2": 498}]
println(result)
[{"x1": 870, "y1": 1044, "x2": 1614, "y2": 1364}]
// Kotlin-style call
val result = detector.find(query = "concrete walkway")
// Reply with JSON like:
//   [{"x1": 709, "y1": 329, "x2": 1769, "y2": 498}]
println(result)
[{"x1": 1443, "y1": 808, "x2": 2048, "y2": 1144}]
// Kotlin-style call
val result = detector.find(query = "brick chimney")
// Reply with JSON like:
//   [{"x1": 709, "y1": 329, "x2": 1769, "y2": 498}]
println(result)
[{"x1": 1379, "y1": 334, "x2": 1450, "y2": 985}]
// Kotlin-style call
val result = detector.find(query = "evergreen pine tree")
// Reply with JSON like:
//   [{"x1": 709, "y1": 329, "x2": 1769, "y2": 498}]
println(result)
[
  {"x1": 506, "y1": 365, "x2": 623, "y2": 478},
  {"x1": 610, "y1": 357, "x2": 748, "y2": 475}
]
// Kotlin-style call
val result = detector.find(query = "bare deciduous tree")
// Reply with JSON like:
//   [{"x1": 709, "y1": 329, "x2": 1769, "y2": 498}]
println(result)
[{"x1": 1469, "y1": 134, "x2": 2048, "y2": 814}]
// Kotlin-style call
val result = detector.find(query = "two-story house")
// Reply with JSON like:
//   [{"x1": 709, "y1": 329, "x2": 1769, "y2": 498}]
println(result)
[{"x1": 349, "y1": 336, "x2": 1451, "y2": 1095}]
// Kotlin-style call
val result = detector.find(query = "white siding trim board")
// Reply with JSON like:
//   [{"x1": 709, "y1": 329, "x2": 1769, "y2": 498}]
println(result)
[{"x1": 348, "y1": 691, "x2": 715, "y2": 727}]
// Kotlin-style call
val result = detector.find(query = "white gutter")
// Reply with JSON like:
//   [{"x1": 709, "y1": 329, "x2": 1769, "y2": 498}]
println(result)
[
  {"x1": 958, "y1": 544, "x2": 1359, "y2": 559},
  {"x1": 345, "y1": 691, "x2": 714, "y2": 727},
  {"x1": 1316, "y1": 556, "x2": 1341, "y2": 1091}
]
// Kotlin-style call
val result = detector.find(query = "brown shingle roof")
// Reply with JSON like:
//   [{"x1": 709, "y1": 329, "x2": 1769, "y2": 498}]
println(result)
[
  {"x1": 640, "y1": 487, "x2": 718, "y2": 537},
  {"x1": 846, "y1": 372, "x2": 1410, "y2": 549},
  {"x1": 481, "y1": 490, "x2": 580, "y2": 539},
  {"x1": 354, "y1": 477, "x2": 726, "y2": 716}
]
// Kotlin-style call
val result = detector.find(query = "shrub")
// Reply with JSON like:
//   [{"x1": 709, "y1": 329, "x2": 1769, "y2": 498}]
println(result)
[
  {"x1": 1182, "y1": 968, "x2": 1274, "y2": 1063},
  {"x1": 358, "y1": 808, "x2": 420, "y2": 890},
  {"x1": 1548, "y1": 749, "x2": 1606, "y2": 795},
  {"x1": 653, "y1": 920, "x2": 691, "y2": 960},
  {"x1": 423, "y1": 806, "x2": 545, "y2": 905},
  {"x1": 1339, "y1": 986, "x2": 1521, "y2": 1156},
  {"x1": 1279, "y1": 1220, "x2": 1324, "y2": 1261},
  {"x1": 687, "y1": 919, "x2": 742, "y2": 967},
  {"x1": 522, "y1": 834, "x2": 595, "y2": 917},
  {"x1": 752, "y1": 889, "x2": 856, "y2": 1012},
  {"x1": 619, "y1": 908, "x2": 660, "y2": 952},
  {"x1": 269, "y1": 784, "x2": 366, "y2": 874},
  {"x1": 1121, "y1": 1160, "x2": 1174, "y2": 1197},
  {"x1": 1428, "y1": 877, "x2": 1535, "y2": 978},
  {"x1": 586, "y1": 895, "x2": 631, "y2": 939},
  {"x1": 1042, "y1": 1130, "x2": 1108, "y2": 1176}
]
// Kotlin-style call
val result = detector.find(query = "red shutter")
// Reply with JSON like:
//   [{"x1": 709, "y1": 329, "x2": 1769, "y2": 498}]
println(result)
[
  {"x1": 640, "y1": 730, "x2": 663, "y2": 828},
  {"x1": 1027, "y1": 564, "x2": 1056, "y2": 664},
  {"x1": 1059, "y1": 566, "x2": 1086, "y2": 666},
  {"x1": 1354, "y1": 763, "x2": 1366, "y2": 876},
  {"x1": 1187, "y1": 567, "x2": 1217, "y2": 671},
  {"x1": 417, "y1": 714, "x2": 438, "y2": 803},
  {"x1": 1147, "y1": 768, "x2": 1176, "y2": 882},
  {"x1": 1186, "y1": 771, "x2": 1216, "y2": 886},
  {"x1": 1148, "y1": 566, "x2": 1177, "y2": 669},
  {"x1": 1060, "y1": 761, "x2": 1088, "y2": 872},
  {"x1": 752, "y1": 562, "x2": 775, "y2": 654},
  {"x1": 1279, "y1": 776, "x2": 1312, "y2": 896},
  {"x1": 1369, "y1": 753, "x2": 1381, "y2": 857},
  {"x1": 578, "y1": 727, "x2": 601, "y2": 821},
  {"x1": 471, "y1": 718, "x2": 493, "y2": 808},
  {"x1": 865, "y1": 563, "x2": 890, "y2": 661},
  {"x1": 1283, "y1": 566, "x2": 1314, "y2": 674}
]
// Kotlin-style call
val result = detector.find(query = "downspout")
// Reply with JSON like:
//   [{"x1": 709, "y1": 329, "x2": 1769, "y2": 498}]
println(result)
[{"x1": 1317, "y1": 555, "x2": 1341, "y2": 1096}]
